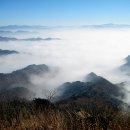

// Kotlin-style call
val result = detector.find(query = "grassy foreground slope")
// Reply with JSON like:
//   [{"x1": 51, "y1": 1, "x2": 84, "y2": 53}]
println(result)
[{"x1": 0, "y1": 98, "x2": 130, "y2": 130}]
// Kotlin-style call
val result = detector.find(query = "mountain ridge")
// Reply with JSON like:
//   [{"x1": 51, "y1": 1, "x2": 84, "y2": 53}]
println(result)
[
  {"x1": 0, "y1": 64, "x2": 50, "y2": 100},
  {"x1": 0, "y1": 24, "x2": 130, "y2": 29},
  {"x1": 56, "y1": 72, "x2": 124, "y2": 107},
  {"x1": 0, "y1": 49, "x2": 19, "y2": 56},
  {"x1": 0, "y1": 36, "x2": 60, "y2": 42}
]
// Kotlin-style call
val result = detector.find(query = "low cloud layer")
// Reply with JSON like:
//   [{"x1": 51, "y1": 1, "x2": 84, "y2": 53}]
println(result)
[{"x1": 0, "y1": 27, "x2": 130, "y2": 102}]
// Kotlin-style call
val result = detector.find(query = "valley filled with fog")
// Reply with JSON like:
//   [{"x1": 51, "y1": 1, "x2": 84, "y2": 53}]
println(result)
[{"x1": 0, "y1": 26, "x2": 130, "y2": 103}]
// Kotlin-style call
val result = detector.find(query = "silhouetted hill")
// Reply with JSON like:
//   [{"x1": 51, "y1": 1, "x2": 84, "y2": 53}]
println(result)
[
  {"x1": 56, "y1": 72, "x2": 123, "y2": 107},
  {"x1": 0, "y1": 49, "x2": 19, "y2": 56},
  {"x1": 0, "y1": 64, "x2": 49, "y2": 100},
  {"x1": 81, "y1": 23, "x2": 130, "y2": 28},
  {"x1": 23, "y1": 37, "x2": 60, "y2": 41},
  {"x1": 0, "y1": 36, "x2": 17, "y2": 41},
  {"x1": 0, "y1": 30, "x2": 12, "y2": 35},
  {"x1": 0, "y1": 24, "x2": 130, "y2": 30},
  {"x1": 12, "y1": 64, "x2": 49, "y2": 76},
  {"x1": 0, "y1": 36, "x2": 60, "y2": 42}
]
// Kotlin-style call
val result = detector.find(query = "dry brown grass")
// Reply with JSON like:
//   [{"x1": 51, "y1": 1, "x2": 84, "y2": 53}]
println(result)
[{"x1": 0, "y1": 99, "x2": 130, "y2": 130}]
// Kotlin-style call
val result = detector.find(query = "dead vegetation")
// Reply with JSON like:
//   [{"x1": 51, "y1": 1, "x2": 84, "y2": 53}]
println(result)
[{"x1": 0, "y1": 99, "x2": 130, "y2": 130}]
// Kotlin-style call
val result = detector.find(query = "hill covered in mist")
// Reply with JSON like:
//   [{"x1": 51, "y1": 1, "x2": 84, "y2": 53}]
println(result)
[
  {"x1": 0, "y1": 63, "x2": 127, "y2": 110},
  {"x1": 0, "y1": 64, "x2": 49, "y2": 100}
]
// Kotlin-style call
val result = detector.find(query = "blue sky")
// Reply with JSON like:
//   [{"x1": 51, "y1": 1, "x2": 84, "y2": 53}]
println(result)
[{"x1": 0, "y1": 0, "x2": 130, "y2": 26}]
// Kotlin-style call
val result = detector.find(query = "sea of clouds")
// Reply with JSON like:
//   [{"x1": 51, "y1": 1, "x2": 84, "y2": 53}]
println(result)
[{"x1": 0, "y1": 27, "x2": 130, "y2": 103}]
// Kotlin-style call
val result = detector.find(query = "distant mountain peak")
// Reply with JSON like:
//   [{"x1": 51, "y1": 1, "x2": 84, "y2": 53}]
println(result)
[
  {"x1": 56, "y1": 71, "x2": 122, "y2": 106},
  {"x1": 85, "y1": 72, "x2": 101, "y2": 83},
  {"x1": 87, "y1": 72, "x2": 98, "y2": 77},
  {"x1": 12, "y1": 64, "x2": 49, "y2": 75}
]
